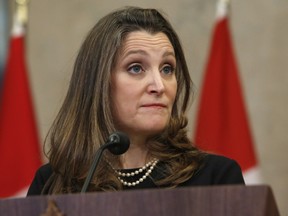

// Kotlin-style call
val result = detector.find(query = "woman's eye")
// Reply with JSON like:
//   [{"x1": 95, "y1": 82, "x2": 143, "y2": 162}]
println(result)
[
  {"x1": 162, "y1": 65, "x2": 174, "y2": 75},
  {"x1": 128, "y1": 64, "x2": 143, "y2": 74}
]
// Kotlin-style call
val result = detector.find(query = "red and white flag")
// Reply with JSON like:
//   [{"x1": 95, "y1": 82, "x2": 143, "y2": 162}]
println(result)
[
  {"x1": 194, "y1": 0, "x2": 261, "y2": 184},
  {"x1": 0, "y1": 12, "x2": 42, "y2": 197}
]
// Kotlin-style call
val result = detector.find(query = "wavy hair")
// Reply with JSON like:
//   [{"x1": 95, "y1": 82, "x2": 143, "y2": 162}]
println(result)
[{"x1": 44, "y1": 6, "x2": 205, "y2": 194}]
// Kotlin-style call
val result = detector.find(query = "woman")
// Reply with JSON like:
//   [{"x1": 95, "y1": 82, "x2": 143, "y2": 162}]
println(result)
[{"x1": 28, "y1": 7, "x2": 244, "y2": 195}]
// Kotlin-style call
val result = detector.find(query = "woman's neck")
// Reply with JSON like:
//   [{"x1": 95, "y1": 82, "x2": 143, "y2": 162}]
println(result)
[{"x1": 120, "y1": 135, "x2": 151, "y2": 169}]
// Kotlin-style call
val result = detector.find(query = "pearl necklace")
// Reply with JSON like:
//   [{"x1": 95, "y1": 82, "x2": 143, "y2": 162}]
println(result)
[{"x1": 112, "y1": 159, "x2": 159, "y2": 187}]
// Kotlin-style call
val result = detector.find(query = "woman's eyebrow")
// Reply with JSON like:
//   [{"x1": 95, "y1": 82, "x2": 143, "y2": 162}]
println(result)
[{"x1": 122, "y1": 49, "x2": 148, "y2": 59}]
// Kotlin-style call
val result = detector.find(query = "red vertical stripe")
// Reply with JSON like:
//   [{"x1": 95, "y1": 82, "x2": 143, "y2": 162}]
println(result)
[
  {"x1": 194, "y1": 17, "x2": 257, "y2": 172},
  {"x1": 0, "y1": 35, "x2": 42, "y2": 197}
]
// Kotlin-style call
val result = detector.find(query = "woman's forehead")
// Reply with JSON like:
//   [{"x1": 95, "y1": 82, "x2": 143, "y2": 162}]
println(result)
[{"x1": 119, "y1": 31, "x2": 174, "y2": 56}]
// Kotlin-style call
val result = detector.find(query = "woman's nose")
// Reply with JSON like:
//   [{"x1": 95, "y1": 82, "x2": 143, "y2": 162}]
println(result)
[{"x1": 147, "y1": 71, "x2": 165, "y2": 95}]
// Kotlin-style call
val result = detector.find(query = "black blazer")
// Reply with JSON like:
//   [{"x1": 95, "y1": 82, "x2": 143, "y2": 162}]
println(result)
[{"x1": 27, "y1": 154, "x2": 245, "y2": 195}]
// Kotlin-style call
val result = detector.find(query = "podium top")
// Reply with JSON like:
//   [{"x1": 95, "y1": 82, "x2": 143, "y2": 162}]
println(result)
[{"x1": 0, "y1": 185, "x2": 280, "y2": 216}]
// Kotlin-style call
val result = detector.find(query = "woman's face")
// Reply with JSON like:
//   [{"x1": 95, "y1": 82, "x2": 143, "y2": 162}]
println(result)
[{"x1": 111, "y1": 31, "x2": 177, "y2": 140}]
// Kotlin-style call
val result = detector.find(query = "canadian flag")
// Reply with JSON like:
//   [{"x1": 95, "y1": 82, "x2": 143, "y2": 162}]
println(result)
[
  {"x1": 194, "y1": 0, "x2": 261, "y2": 184},
  {"x1": 0, "y1": 13, "x2": 42, "y2": 197}
]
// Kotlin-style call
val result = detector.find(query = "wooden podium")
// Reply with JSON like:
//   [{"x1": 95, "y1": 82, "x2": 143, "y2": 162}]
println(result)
[{"x1": 0, "y1": 185, "x2": 280, "y2": 216}]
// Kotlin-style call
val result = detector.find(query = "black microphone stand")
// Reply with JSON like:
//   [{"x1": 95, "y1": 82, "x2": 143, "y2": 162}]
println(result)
[
  {"x1": 81, "y1": 142, "x2": 113, "y2": 193},
  {"x1": 81, "y1": 132, "x2": 130, "y2": 193}
]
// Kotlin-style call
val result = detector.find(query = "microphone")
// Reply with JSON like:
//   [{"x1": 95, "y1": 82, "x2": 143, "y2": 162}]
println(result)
[{"x1": 81, "y1": 131, "x2": 130, "y2": 193}]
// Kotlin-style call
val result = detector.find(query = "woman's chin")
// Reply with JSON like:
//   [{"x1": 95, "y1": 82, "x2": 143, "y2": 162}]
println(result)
[{"x1": 138, "y1": 124, "x2": 167, "y2": 136}]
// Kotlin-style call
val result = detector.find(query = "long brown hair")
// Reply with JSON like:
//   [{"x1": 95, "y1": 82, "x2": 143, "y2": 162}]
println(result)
[{"x1": 44, "y1": 7, "x2": 205, "y2": 194}]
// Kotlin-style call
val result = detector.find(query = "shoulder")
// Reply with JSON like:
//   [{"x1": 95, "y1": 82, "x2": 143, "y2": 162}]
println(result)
[
  {"x1": 181, "y1": 153, "x2": 245, "y2": 186},
  {"x1": 27, "y1": 163, "x2": 53, "y2": 196},
  {"x1": 35, "y1": 163, "x2": 53, "y2": 179},
  {"x1": 204, "y1": 154, "x2": 240, "y2": 170}
]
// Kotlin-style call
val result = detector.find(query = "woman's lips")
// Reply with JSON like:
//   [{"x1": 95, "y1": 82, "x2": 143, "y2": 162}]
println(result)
[{"x1": 141, "y1": 103, "x2": 167, "y2": 108}]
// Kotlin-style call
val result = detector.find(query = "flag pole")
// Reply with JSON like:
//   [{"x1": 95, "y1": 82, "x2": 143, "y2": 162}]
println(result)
[
  {"x1": 13, "y1": 0, "x2": 29, "y2": 36},
  {"x1": 217, "y1": 0, "x2": 230, "y2": 19},
  {"x1": 15, "y1": 0, "x2": 29, "y2": 25}
]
